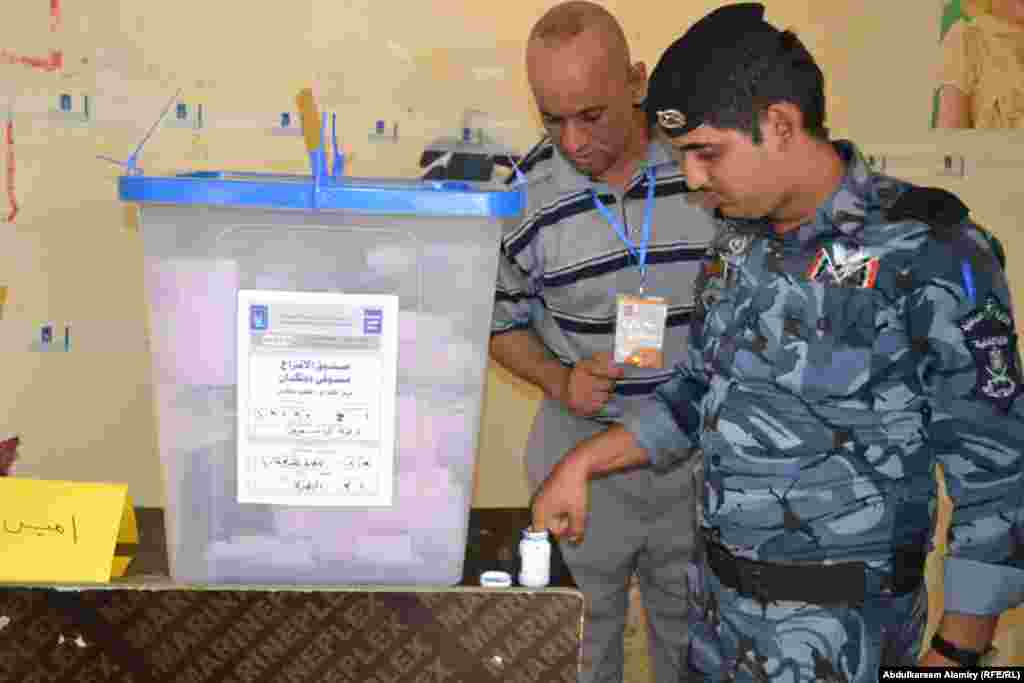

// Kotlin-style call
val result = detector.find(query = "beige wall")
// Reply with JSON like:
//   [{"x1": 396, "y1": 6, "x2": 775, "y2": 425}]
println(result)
[
  {"x1": 4, "y1": 0, "x2": 1023, "y2": 500},
  {"x1": 0, "y1": 0, "x2": 835, "y2": 509}
]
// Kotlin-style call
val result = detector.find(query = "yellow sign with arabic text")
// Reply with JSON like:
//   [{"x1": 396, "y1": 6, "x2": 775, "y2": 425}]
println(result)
[{"x1": 0, "y1": 478, "x2": 137, "y2": 583}]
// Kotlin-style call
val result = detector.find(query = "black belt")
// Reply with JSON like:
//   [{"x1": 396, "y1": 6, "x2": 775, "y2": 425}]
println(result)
[{"x1": 702, "y1": 530, "x2": 925, "y2": 607}]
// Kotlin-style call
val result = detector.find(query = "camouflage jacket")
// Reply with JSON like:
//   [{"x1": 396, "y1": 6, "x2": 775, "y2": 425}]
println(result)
[{"x1": 625, "y1": 140, "x2": 1024, "y2": 612}]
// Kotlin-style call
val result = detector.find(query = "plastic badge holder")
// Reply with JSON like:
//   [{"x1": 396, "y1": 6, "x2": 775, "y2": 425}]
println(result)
[{"x1": 120, "y1": 161, "x2": 523, "y2": 586}]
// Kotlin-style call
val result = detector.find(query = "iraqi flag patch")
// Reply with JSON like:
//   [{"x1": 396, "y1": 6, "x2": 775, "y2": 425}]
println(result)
[{"x1": 806, "y1": 244, "x2": 879, "y2": 288}]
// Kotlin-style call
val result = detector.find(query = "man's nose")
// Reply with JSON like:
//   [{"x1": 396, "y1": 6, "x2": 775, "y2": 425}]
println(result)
[
  {"x1": 560, "y1": 120, "x2": 590, "y2": 156},
  {"x1": 682, "y1": 154, "x2": 709, "y2": 191}
]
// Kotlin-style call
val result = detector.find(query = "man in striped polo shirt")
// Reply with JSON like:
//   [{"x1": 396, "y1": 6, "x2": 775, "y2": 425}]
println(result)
[
  {"x1": 490, "y1": 3, "x2": 717, "y2": 681},
  {"x1": 530, "y1": 4, "x2": 1024, "y2": 680}
]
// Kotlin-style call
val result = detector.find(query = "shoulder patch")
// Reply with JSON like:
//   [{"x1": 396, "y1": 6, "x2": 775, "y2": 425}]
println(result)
[
  {"x1": 958, "y1": 295, "x2": 1023, "y2": 413},
  {"x1": 886, "y1": 186, "x2": 969, "y2": 240}
]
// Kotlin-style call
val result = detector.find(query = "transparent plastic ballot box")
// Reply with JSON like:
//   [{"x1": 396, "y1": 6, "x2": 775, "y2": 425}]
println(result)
[{"x1": 119, "y1": 170, "x2": 524, "y2": 585}]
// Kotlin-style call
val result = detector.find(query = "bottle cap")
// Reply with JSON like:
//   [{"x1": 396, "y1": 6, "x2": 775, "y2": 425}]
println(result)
[{"x1": 480, "y1": 570, "x2": 512, "y2": 588}]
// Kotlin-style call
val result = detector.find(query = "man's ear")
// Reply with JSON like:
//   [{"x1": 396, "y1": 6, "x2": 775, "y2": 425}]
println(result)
[
  {"x1": 761, "y1": 102, "x2": 802, "y2": 147},
  {"x1": 630, "y1": 61, "x2": 648, "y2": 106}
]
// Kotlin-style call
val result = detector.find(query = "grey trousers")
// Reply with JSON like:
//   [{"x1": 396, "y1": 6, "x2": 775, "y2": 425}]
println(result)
[{"x1": 525, "y1": 398, "x2": 701, "y2": 683}]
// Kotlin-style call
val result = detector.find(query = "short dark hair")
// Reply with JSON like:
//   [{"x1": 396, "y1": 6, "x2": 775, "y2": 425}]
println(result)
[{"x1": 704, "y1": 30, "x2": 828, "y2": 143}]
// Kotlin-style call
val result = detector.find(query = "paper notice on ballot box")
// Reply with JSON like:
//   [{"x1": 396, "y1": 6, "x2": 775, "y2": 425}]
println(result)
[{"x1": 236, "y1": 290, "x2": 398, "y2": 507}]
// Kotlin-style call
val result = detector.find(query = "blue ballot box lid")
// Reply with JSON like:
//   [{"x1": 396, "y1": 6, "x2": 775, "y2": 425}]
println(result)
[{"x1": 119, "y1": 171, "x2": 525, "y2": 218}]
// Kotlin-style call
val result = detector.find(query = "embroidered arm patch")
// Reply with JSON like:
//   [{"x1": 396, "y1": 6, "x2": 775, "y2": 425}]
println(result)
[{"x1": 957, "y1": 295, "x2": 1024, "y2": 412}]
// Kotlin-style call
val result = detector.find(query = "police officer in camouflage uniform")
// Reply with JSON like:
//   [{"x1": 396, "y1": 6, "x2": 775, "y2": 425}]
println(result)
[{"x1": 530, "y1": 4, "x2": 1024, "y2": 681}]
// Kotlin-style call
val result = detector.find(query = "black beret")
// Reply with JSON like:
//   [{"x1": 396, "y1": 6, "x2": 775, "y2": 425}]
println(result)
[{"x1": 645, "y1": 3, "x2": 780, "y2": 137}]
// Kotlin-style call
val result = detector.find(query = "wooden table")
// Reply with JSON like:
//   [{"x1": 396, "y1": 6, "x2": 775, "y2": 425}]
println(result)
[{"x1": 0, "y1": 508, "x2": 584, "y2": 683}]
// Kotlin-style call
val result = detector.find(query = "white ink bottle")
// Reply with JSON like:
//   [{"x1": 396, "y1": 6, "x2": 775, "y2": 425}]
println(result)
[{"x1": 518, "y1": 528, "x2": 551, "y2": 588}]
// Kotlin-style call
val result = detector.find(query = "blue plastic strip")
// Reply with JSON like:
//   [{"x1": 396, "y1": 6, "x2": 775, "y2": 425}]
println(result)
[
  {"x1": 331, "y1": 113, "x2": 344, "y2": 179},
  {"x1": 119, "y1": 172, "x2": 525, "y2": 217},
  {"x1": 319, "y1": 113, "x2": 330, "y2": 180},
  {"x1": 591, "y1": 166, "x2": 657, "y2": 284}
]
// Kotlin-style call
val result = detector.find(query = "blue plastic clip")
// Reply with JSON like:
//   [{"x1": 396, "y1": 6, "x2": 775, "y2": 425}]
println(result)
[
  {"x1": 331, "y1": 112, "x2": 345, "y2": 179},
  {"x1": 309, "y1": 147, "x2": 323, "y2": 209},
  {"x1": 307, "y1": 111, "x2": 331, "y2": 209},
  {"x1": 319, "y1": 112, "x2": 329, "y2": 179}
]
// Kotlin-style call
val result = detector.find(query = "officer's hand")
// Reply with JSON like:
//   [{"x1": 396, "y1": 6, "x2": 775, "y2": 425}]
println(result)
[
  {"x1": 531, "y1": 450, "x2": 590, "y2": 545},
  {"x1": 561, "y1": 352, "x2": 625, "y2": 417}
]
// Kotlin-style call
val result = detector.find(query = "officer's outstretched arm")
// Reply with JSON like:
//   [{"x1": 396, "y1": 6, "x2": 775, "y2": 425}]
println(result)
[
  {"x1": 530, "y1": 424, "x2": 647, "y2": 543},
  {"x1": 908, "y1": 226, "x2": 1024, "y2": 664}
]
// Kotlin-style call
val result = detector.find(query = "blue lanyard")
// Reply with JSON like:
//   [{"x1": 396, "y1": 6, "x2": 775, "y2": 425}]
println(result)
[{"x1": 591, "y1": 166, "x2": 656, "y2": 290}]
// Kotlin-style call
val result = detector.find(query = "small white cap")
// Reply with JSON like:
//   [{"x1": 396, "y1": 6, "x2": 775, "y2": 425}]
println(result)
[
  {"x1": 522, "y1": 527, "x2": 549, "y2": 539},
  {"x1": 480, "y1": 570, "x2": 512, "y2": 588}
]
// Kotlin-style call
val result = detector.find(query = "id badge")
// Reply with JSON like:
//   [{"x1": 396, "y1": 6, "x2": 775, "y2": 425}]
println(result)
[{"x1": 614, "y1": 293, "x2": 668, "y2": 368}]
